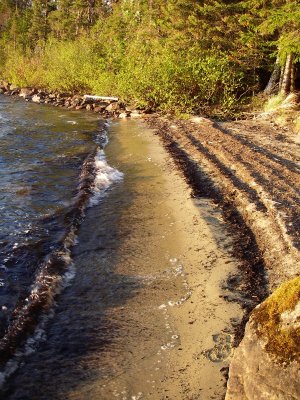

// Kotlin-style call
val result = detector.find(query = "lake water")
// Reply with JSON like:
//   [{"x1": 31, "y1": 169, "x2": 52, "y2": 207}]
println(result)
[{"x1": 0, "y1": 95, "x2": 123, "y2": 369}]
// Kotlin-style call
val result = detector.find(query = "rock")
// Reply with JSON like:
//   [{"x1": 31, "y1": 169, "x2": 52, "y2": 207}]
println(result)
[
  {"x1": 226, "y1": 277, "x2": 300, "y2": 400},
  {"x1": 118, "y1": 102, "x2": 126, "y2": 110},
  {"x1": 190, "y1": 116, "x2": 213, "y2": 125},
  {"x1": 9, "y1": 84, "x2": 19, "y2": 91},
  {"x1": 10, "y1": 85, "x2": 136, "y2": 119},
  {"x1": 56, "y1": 99, "x2": 66, "y2": 105},
  {"x1": 32, "y1": 94, "x2": 42, "y2": 103},
  {"x1": 37, "y1": 90, "x2": 47, "y2": 98},
  {"x1": 75, "y1": 105, "x2": 85, "y2": 110},
  {"x1": 86, "y1": 104, "x2": 94, "y2": 111},
  {"x1": 57, "y1": 92, "x2": 71, "y2": 99},
  {"x1": 0, "y1": 88, "x2": 4, "y2": 94},
  {"x1": 94, "y1": 106, "x2": 106, "y2": 113},
  {"x1": 71, "y1": 95, "x2": 83, "y2": 106},
  {"x1": 11, "y1": 88, "x2": 20, "y2": 95},
  {"x1": 0, "y1": 81, "x2": 10, "y2": 91},
  {"x1": 105, "y1": 102, "x2": 120, "y2": 112},
  {"x1": 19, "y1": 87, "x2": 35, "y2": 99}
]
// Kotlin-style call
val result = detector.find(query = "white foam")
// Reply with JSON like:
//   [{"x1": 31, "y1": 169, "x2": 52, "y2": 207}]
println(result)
[{"x1": 89, "y1": 148, "x2": 123, "y2": 207}]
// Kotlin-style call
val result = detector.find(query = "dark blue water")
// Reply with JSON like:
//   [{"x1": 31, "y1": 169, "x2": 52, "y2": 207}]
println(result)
[{"x1": 0, "y1": 95, "x2": 106, "y2": 359}]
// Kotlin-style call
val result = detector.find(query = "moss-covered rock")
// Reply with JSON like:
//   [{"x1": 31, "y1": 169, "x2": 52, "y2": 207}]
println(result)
[
  {"x1": 254, "y1": 276, "x2": 300, "y2": 363},
  {"x1": 226, "y1": 277, "x2": 300, "y2": 400}
]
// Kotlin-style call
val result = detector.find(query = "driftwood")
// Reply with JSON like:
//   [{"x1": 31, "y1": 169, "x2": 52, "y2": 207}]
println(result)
[{"x1": 83, "y1": 95, "x2": 119, "y2": 102}]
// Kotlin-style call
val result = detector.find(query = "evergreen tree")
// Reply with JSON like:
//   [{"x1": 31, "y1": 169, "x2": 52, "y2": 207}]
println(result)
[
  {"x1": 29, "y1": 0, "x2": 55, "y2": 45},
  {"x1": 253, "y1": 0, "x2": 300, "y2": 95}
]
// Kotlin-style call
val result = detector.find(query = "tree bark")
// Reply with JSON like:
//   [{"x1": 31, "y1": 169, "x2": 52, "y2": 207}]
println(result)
[
  {"x1": 264, "y1": 55, "x2": 281, "y2": 95},
  {"x1": 280, "y1": 53, "x2": 294, "y2": 95},
  {"x1": 290, "y1": 61, "x2": 296, "y2": 92}
]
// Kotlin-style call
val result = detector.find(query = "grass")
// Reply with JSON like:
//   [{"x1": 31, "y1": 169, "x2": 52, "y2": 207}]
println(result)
[
  {"x1": 253, "y1": 276, "x2": 300, "y2": 363},
  {"x1": 293, "y1": 115, "x2": 300, "y2": 132},
  {"x1": 264, "y1": 94, "x2": 285, "y2": 112}
]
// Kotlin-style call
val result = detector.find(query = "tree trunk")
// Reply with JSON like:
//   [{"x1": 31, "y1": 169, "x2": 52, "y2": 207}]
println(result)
[
  {"x1": 264, "y1": 55, "x2": 281, "y2": 95},
  {"x1": 88, "y1": 0, "x2": 95, "y2": 24},
  {"x1": 280, "y1": 53, "x2": 294, "y2": 95},
  {"x1": 290, "y1": 61, "x2": 296, "y2": 92}
]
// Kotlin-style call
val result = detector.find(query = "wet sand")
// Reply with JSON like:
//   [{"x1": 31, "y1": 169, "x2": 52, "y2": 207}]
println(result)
[{"x1": 4, "y1": 120, "x2": 244, "y2": 400}]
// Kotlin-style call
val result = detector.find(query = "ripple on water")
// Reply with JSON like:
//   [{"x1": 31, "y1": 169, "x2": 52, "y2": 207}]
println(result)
[{"x1": 0, "y1": 96, "x2": 124, "y2": 385}]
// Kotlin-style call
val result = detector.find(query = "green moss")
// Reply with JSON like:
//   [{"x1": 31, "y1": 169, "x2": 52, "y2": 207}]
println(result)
[{"x1": 253, "y1": 276, "x2": 300, "y2": 363}]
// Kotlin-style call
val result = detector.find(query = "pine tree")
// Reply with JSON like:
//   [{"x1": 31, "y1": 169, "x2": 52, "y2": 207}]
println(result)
[
  {"x1": 29, "y1": 0, "x2": 55, "y2": 45},
  {"x1": 257, "y1": 0, "x2": 300, "y2": 95}
]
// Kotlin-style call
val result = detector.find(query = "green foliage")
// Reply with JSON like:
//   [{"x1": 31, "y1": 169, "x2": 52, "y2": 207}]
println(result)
[
  {"x1": 1, "y1": 0, "x2": 299, "y2": 113},
  {"x1": 41, "y1": 39, "x2": 100, "y2": 92},
  {"x1": 257, "y1": 0, "x2": 300, "y2": 62}
]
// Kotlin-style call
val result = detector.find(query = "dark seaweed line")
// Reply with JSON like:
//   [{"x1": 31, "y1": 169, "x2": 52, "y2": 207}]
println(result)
[
  {"x1": 214, "y1": 123, "x2": 300, "y2": 174},
  {"x1": 182, "y1": 126, "x2": 300, "y2": 250},
  {"x1": 149, "y1": 119, "x2": 268, "y2": 345}
]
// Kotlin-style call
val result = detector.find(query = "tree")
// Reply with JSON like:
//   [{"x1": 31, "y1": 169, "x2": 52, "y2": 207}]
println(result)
[
  {"x1": 258, "y1": 0, "x2": 300, "y2": 95},
  {"x1": 29, "y1": 0, "x2": 56, "y2": 45}
]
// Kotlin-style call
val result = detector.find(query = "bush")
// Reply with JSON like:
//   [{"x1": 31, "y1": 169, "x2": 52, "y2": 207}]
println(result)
[
  {"x1": 2, "y1": 25, "x2": 244, "y2": 113},
  {"x1": 115, "y1": 36, "x2": 243, "y2": 113}
]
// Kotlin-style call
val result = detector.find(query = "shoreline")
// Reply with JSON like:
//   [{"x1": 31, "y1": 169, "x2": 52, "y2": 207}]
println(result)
[
  {"x1": 0, "y1": 80, "x2": 145, "y2": 119},
  {"x1": 2, "y1": 120, "x2": 248, "y2": 399},
  {"x1": 1, "y1": 83, "x2": 299, "y2": 398}
]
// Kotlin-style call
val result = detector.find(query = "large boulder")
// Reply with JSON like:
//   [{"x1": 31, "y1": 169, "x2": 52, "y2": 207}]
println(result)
[{"x1": 226, "y1": 277, "x2": 300, "y2": 400}]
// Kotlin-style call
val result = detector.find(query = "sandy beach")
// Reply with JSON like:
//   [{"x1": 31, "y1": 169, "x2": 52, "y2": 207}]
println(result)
[{"x1": 63, "y1": 121, "x2": 245, "y2": 400}]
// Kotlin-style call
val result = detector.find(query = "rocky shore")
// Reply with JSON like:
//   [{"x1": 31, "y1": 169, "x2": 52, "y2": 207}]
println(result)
[{"x1": 0, "y1": 80, "x2": 143, "y2": 119}]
